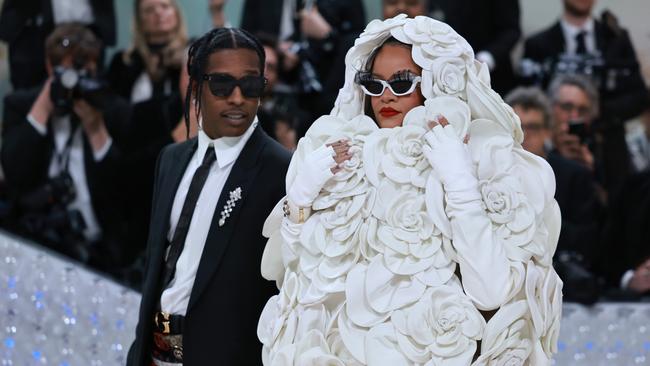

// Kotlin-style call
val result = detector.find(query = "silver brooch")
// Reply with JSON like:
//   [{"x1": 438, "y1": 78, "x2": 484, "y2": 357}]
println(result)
[{"x1": 218, "y1": 187, "x2": 242, "y2": 227}]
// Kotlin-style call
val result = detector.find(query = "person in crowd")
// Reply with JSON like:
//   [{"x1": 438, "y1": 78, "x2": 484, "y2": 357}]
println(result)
[
  {"x1": 523, "y1": 0, "x2": 648, "y2": 123},
  {"x1": 548, "y1": 74, "x2": 630, "y2": 202},
  {"x1": 258, "y1": 16, "x2": 562, "y2": 364},
  {"x1": 626, "y1": 101, "x2": 650, "y2": 173},
  {"x1": 127, "y1": 28, "x2": 291, "y2": 365},
  {"x1": 597, "y1": 170, "x2": 650, "y2": 297},
  {"x1": 254, "y1": 32, "x2": 300, "y2": 150},
  {"x1": 506, "y1": 86, "x2": 601, "y2": 303},
  {"x1": 241, "y1": 0, "x2": 366, "y2": 136},
  {"x1": 0, "y1": 0, "x2": 116, "y2": 90},
  {"x1": 427, "y1": 0, "x2": 521, "y2": 95},
  {"x1": 382, "y1": 0, "x2": 428, "y2": 19},
  {"x1": 209, "y1": 0, "x2": 228, "y2": 28},
  {"x1": 107, "y1": 0, "x2": 192, "y2": 280},
  {"x1": 1, "y1": 23, "x2": 129, "y2": 273}
]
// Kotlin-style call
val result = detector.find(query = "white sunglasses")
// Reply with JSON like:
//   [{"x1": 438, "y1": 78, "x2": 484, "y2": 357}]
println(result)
[{"x1": 357, "y1": 75, "x2": 422, "y2": 96}]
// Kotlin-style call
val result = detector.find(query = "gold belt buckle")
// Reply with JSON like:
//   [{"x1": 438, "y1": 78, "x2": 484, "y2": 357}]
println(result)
[{"x1": 154, "y1": 312, "x2": 171, "y2": 334}]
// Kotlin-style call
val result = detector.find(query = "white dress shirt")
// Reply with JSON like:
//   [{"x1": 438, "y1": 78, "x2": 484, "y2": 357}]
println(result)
[
  {"x1": 27, "y1": 114, "x2": 112, "y2": 241},
  {"x1": 51, "y1": 0, "x2": 94, "y2": 25},
  {"x1": 160, "y1": 121, "x2": 257, "y2": 315},
  {"x1": 561, "y1": 17, "x2": 597, "y2": 55}
]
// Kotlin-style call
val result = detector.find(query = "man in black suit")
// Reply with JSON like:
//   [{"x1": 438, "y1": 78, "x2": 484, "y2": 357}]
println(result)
[
  {"x1": 0, "y1": 0, "x2": 116, "y2": 89},
  {"x1": 127, "y1": 28, "x2": 291, "y2": 365},
  {"x1": 427, "y1": 0, "x2": 521, "y2": 96},
  {"x1": 522, "y1": 0, "x2": 647, "y2": 123},
  {"x1": 1, "y1": 24, "x2": 129, "y2": 270}
]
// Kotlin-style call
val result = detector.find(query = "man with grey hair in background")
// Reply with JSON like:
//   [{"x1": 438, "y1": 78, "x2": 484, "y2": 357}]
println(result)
[
  {"x1": 547, "y1": 74, "x2": 631, "y2": 203},
  {"x1": 506, "y1": 85, "x2": 602, "y2": 303}
]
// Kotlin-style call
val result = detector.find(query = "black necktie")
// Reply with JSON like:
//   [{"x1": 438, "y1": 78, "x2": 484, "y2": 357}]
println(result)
[
  {"x1": 162, "y1": 147, "x2": 217, "y2": 287},
  {"x1": 575, "y1": 31, "x2": 587, "y2": 55}
]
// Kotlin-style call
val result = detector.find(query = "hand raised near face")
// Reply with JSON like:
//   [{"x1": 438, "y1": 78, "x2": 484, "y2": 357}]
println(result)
[
  {"x1": 288, "y1": 139, "x2": 351, "y2": 207},
  {"x1": 327, "y1": 139, "x2": 353, "y2": 174},
  {"x1": 421, "y1": 115, "x2": 475, "y2": 191}
]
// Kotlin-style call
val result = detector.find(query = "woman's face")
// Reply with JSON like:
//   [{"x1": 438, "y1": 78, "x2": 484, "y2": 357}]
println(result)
[
  {"x1": 370, "y1": 44, "x2": 424, "y2": 128},
  {"x1": 139, "y1": 0, "x2": 179, "y2": 38}
]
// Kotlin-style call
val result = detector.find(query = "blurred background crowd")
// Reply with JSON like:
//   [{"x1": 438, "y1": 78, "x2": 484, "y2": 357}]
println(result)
[{"x1": 0, "y1": 0, "x2": 648, "y2": 304}]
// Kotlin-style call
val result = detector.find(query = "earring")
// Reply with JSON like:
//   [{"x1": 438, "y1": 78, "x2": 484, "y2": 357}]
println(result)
[{"x1": 197, "y1": 115, "x2": 203, "y2": 130}]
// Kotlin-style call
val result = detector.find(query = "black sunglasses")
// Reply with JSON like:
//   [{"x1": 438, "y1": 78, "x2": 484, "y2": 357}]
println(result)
[{"x1": 202, "y1": 74, "x2": 267, "y2": 98}]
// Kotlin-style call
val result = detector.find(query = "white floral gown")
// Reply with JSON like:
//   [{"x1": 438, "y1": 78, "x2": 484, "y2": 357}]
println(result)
[{"x1": 258, "y1": 15, "x2": 563, "y2": 366}]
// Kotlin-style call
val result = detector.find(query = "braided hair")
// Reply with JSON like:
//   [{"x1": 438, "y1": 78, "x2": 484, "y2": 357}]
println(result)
[{"x1": 184, "y1": 28, "x2": 266, "y2": 136}]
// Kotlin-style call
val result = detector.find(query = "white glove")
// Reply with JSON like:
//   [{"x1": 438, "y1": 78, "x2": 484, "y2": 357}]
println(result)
[
  {"x1": 422, "y1": 123, "x2": 477, "y2": 194},
  {"x1": 288, "y1": 144, "x2": 337, "y2": 207}
]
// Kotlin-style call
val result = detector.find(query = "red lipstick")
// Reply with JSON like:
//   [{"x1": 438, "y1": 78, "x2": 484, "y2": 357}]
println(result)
[{"x1": 379, "y1": 107, "x2": 400, "y2": 117}]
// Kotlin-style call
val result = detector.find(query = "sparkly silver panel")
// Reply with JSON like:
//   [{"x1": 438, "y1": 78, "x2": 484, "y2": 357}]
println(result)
[{"x1": 0, "y1": 232, "x2": 139, "y2": 365}]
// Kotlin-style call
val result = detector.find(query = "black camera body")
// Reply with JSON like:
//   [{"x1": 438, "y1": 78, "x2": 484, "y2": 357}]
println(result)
[{"x1": 50, "y1": 66, "x2": 108, "y2": 114}]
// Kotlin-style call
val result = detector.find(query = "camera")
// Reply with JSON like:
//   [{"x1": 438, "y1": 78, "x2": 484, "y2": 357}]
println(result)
[
  {"x1": 568, "y1": 120, "x2": 591, "y2": 144},
  {"x1": 50, "y1": 66, "x2": 108, "y2": 114},
  {"x1": 519, "y1": 52, "x2": 606, "y2": 89}
]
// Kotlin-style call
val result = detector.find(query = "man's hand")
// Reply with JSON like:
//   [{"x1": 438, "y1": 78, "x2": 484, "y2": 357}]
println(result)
[
  {"x1": 29, "y1": 78, "x2": 55, "y2": 127},
  {"x1": 555, "y1": 132, "x2": 594, "y2": 171},
  {"x1": 74, "y1": 100, "x2": 110, "y2": 153},
  {"x1": 628, "y1": 259, "x2": 650, "y2": 294},
  {"x1": 300, "y1": 6, "x2": 332, "y2": 40},
  {"x1": 278, "y1": 41, "x2": 300, "y2": 72}
]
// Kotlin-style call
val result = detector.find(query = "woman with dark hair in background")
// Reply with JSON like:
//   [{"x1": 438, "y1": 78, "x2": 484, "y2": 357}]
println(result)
[{"x1": 107, "y1": 0, "x2": 192, "y2": 284}]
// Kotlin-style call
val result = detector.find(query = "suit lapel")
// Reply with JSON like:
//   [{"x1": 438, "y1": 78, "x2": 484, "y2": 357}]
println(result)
[
  {"x1": 551, "y1": 21, "x2": 567, "y2": 54},
  {"x1": 187, "y1": 127, "x2": 268, "y2": 311}
]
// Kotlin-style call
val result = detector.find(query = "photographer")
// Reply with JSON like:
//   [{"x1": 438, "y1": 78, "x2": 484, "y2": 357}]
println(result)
[
  {"x1": 1, "y1": 23, "x2": 129, "y2": 273},
  {"x1": 548, "y1": 74, "x2": 631, "y2": 202},
  {"x1": 522, "y1": 0, "x2": 648, "y2": 123},
  {"x1": 241, "y1": 0, "x2": 366, "y2": 136}
]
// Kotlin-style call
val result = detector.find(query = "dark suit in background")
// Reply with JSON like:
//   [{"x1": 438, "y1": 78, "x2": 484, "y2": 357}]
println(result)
[
  {"x1": 596, "y1": 171, "x2": 650, "y2": 292},
  {"x1": 523, "y1": 18, "x2": 648, "y2": 122},
  {"x1": 429, "y1": 0, "x2": 521, "y2": 96},
  {"x1": 107, "y1": 50, "x2": 185, "y2": 282},
  {"x1": 547, "y1": 151, "x2": 601, "y2": 262},
  {"x1": 127, "y1": 127, "x2": 291, "y2": 365},
  {"x1": 0, "y1": 0, "x2": 116, "y2": 89}
]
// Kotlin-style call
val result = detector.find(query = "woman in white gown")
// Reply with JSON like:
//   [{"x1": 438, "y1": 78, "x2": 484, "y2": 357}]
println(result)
[{"x1": 258, "y1": 14, "x2": 563, "y2": 366}]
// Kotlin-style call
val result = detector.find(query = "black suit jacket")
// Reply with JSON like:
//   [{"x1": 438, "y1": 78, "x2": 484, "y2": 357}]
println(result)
[
  {"x1": 429, "y1": 0, "x2": 521, "y2": 95},
  {"x1": 596, "y1": 171, "x2": 650, "y2": 288},
  {"x1": 0, "y1": 0, "x2": 116, "y2": 89},
  {"x1": 547, "y1": 151, "x2": 601, "y2": 262},
  {"x1": 523, "y1": 19, "x2": 648, "y2": 122},
  {"x1": 0, "y1": 86, "x2": 129, "y2": 265},
  {"x1": 127, "y1": 127, "x2": 291, "y2": 365}
]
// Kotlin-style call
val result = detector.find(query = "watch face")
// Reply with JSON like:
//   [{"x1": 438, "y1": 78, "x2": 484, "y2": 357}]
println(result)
[{"x1": 61, "y1": 68, "x2": 79, "y2": 89}]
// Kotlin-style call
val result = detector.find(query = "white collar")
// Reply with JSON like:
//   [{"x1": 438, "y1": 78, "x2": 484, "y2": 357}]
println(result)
[
  {"x1": 196, "y1": 118, "x2": 258, "y2": 169},
  {"x1": 560, "y1": 16, "x2": 595, "y2": 37}
]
